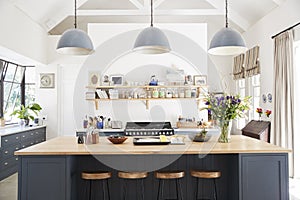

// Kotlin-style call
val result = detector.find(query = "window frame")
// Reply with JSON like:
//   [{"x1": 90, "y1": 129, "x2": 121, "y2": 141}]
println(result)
[{"x1": 0, "y1": 59, "x2": 35, "y2": 124}]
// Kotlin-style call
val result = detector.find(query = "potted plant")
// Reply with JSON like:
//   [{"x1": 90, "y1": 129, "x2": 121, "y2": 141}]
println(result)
[{"x1": 10, "y1": 103, "x2": 42, "y2": 126}]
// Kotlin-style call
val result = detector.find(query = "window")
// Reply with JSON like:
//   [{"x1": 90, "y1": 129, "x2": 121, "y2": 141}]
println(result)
[
  {"x1": 0, "y1": 60, "x2": 36, "y2": 124},
  {"x1": 236, "y1": 74, "x2": 260, "y2": 130},
  {"x1": 294, "y1": 40, "x2": 300, "y2": 178}
]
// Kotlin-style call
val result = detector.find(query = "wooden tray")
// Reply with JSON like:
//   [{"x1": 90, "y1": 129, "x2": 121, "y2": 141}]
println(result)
[{"x1": 133, "y1": 137, "x2": 170, "y2": 145}]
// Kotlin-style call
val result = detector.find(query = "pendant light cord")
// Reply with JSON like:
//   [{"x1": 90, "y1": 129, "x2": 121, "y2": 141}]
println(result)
[
  {"x1": 225, "y1": 0, "x2": 228, "y2": 28},
  {"x1": 74, "y1": 0, "x2": 77, "y2": 29},
  {"x1": 150, "y1": 0, "x2": 153, "y2": 27}
]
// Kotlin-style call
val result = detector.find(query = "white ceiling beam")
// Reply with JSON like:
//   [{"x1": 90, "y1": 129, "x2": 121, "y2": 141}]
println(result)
[
  {"x1": 77, "y1": 9, "x2": 223, "y2": 16},
  {"x1": 272, "y1": 0, "x2": 285, "y2": 5},
  {"x1": 129, "y1": 0, "x2": 144, "y2": 9},
  {"x1": 45, "y1": 0, "x2": 88, "y2": 32},
  {"x1": 208, "y1": 0, "x2": 251, "y2": 31},
  {"x1": 154, "y1": 0, "x2": 166, "y2": 8}
]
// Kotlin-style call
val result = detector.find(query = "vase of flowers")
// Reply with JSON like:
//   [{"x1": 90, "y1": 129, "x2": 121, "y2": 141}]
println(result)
[
  {"x1": 256, "y1": 108, "x2": 263, "y2": 121},
  {"x1": 265, "y1": 109, "x2": 272, "y2": 118},
  {"x1": 203, "y1": 94, "x2": 251, "y2": 143}
]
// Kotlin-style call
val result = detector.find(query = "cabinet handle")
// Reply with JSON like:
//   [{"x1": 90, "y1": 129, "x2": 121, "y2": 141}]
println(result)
[
  {"x1": 4, "y1": 162, "x2": 8, "y2": 166},
  {"x1": 31, "y1": 142, "x2": 34, "y2": 145},
  {"x1": 5, "y1": 139, "x2": 8, "y2": 142},
  {"x1": 5, "y1": 150, "x2": 8, "y2": 154},
  {"x1": 22, "y1": 145, "x2": 25, "y2": 148},
  {"x1": 16, "y1": 158, "x2": 18, "y2": 161},
  {"x1": 16, "y1": 136, "x2": 19, "y2": 140},
  {"x1": 22, "y1": 135, "x2": 26, "y2": 138},
  {"x1": 15, "y1": 147, "x2": 19, "y2": 150},
  {"x1": 31, "y1": 133, "x2": 34, "y2": 136}
]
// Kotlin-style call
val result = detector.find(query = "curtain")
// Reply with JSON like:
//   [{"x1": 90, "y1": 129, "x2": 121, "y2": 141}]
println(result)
[
  {"x1": 233, "y1": 53, "x2": 245, "y2": 80},
  {"x1": 272, "y1": 30, "x2": 294, "y2": 177},
  {"x1": 245, "y1": 46, "x2": 260, "y2": 77}
]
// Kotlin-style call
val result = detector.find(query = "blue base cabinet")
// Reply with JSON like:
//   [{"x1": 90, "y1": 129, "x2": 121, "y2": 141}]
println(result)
[
  {"x1": 17, "y1": 153, "x2": 289, "y2": 200},
  {"x1": 0, "y1": 127, "x2": 46, "y2": 181}
]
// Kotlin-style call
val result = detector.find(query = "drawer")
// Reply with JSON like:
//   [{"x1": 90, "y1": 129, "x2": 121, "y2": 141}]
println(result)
[
  {"x1": 1, "y1": 156, "x2": 18, "y2": 171},
  {"x1": 34, "y1": 129, "x2": 46, "y2": 137},
  {"x1": 2, "y1": 144, "x2": 21, "y2": 159},
  {"x1": 1, "y1": 133, "x2": 21, "y2": 146},
  {"x1": 34, "y1": 136, "x2": 46, "y2": 144},
  {"x1": 20, "y1": 139, "x2": 35, "y2": 149},
  {"x1": 20, "y1": 130, "x2": 35, "y2": 141}
]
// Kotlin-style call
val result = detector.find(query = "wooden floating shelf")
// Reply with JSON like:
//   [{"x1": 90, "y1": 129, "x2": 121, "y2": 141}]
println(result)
[
  {"x1": 86, "y1": 85, "x2": 207, "y2": 89},
  {"x1": 86, "y1": 97, "x2": 203, "y2": 110}
]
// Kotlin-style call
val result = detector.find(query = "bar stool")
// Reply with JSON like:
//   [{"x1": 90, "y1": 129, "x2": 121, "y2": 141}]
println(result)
[
  {"x1": 118, "y1": 171, "x2": 148, "y2": 200},
  {"x1": 155, "y1": 170, "x2": 185, "y2": 200},
  {"x1": 81, "y1": 171, "x2": 112, "y2": 200},
  {"x1": 190, "y1": 170, "x2": 221, "y2": 200}
]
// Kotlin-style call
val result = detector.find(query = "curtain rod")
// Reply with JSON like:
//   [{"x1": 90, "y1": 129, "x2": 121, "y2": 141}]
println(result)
[{"x1": 271, "y1": 22, "x2": 300, "y2": 39}]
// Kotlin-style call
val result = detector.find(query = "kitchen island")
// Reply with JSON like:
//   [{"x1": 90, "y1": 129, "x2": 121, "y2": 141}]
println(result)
[{"x1": 15, "y1": 135, "x2": 290, "y2": 200}]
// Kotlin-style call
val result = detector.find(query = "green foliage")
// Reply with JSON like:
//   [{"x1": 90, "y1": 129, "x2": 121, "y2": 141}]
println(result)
[{"x1": 10, "y1": 103, "x2": 42, "y2": 121}]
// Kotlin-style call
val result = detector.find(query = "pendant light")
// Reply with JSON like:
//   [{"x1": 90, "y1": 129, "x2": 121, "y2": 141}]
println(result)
[
  {"x1": 56, "y1": 0, "x2": 94, "y2": 55},
  {"x1": 208, "y1": 0, "x2": 247, "y2": 56},
  {"x1": 133, "y1": 0, "x2": 171, "y2": 54}
]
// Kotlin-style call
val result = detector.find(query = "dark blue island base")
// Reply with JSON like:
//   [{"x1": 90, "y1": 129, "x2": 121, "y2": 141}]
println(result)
[{"x1": 17, "y1": 153, "x2": 289, "y2": 200}]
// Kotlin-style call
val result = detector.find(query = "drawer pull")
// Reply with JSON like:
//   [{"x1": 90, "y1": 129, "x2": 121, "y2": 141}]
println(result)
[
  {"x1": 5, "y1": 151, "x2": 8, "y2": 154},
  {"x1": 31, "y1": 133, "x2": 34, "y2": 136},
  {"x1": 22, "y1": 145, "x2": 25, "y2": 148},
  {"x1": 22, "y1": 135, "x2": 26, "y2": 138},
  {"x1": 4, "y1": 162, "x2": 8, "y2": 166},
  {"x1": 15, "y1": 147, "x2": 19, "y2": 150},
  {"x1": 31, "y1": 142, "x2": 34, "y2": 145},
  {"x1": 5, "y1": 139, "x2": 8, "y2": 142},
  {"x1": 16, "y1": 158, "x2": 18, "y2": 161},
  {"x1": 16, "y1": 136, "x2": 19, "y2": 139}
]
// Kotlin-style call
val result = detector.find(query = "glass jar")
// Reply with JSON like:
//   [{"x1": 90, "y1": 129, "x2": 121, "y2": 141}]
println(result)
[
  {"x1": 191, "y1": 89, "x2": 197, "y2": 98},
  {"x1": 179, "y1": 89, "x2": 185, "y2": 98},
  {"x1": 159, "y1": 88, "x2": 165, "y2": 98},
  {"x1": 185, "y1": 88, "x2": 192, "y2": 98},
  {"x1": 152, "y1": 88, "x2": 159, "y2": 98}
]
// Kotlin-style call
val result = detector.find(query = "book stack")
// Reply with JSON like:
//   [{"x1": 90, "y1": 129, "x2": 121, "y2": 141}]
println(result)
[
  {"x1": 96, "y1": 89, "x2": 109, "y2": 99},
  {"x1": 85, "y1": 92, "x2": 95, "y2": 99}
]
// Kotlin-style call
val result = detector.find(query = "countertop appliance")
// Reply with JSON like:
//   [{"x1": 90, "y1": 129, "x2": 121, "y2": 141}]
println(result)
[{"x1": 125, "y1": 121, "x2": 174, "y2": 136}]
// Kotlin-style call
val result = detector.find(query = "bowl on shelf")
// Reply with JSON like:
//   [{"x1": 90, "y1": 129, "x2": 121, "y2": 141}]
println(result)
[{"x1": 107, "y1": 135, "x2": 127, "y2": 144}]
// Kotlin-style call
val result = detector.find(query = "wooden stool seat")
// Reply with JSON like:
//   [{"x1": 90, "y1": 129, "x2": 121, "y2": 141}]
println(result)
[
  {"x1": 118, "y1": 171, "x2": 148, "y2": 200},
  {"x1": 190, "y1": 170, "x2": 221, "y2": 200},
  {"x1": 81, "y1": 171, "x2": 112, "y2": 200},
  {"x1": 155, "y1": 170, "x2": 185, "y2": 179},
  {"x1": 190, "y1": 170, "x2": 221, "y2": 179},
  {"x1": 81, "y1": 171, "x2": 112, "y2": 180},
  {"x1": 155, "y1": 171, "x2": 185, "y2": 200},
  {"x1": 118, "y1": 171, "x2": 148, "y2": 179}
]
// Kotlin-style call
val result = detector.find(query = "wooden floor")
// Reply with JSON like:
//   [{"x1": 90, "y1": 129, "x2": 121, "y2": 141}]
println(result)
[{"x1": 0, "y1": 173, "x2": 299, "y2": 200}]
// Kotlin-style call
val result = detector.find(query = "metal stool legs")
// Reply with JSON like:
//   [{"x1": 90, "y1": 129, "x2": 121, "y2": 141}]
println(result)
[
  {"x1": 194, "y1": 178, "x2": 218, "y2": 200},
  {"x1": 157, "y1": 179, "x2": 184, "y2": 200},
  {"x1": 121, "y1": 178, "x2": 145, "y2": 200}
]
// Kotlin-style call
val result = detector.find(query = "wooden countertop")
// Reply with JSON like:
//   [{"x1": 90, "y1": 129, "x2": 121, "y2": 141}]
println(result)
[{"x1": 15, "y1": 135, "x2": 290, "y2": 155}]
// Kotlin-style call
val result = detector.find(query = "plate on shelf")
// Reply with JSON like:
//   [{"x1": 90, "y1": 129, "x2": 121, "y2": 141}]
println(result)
[{"x1": 133, "y1": 137, "x2": 171, "y2": 145}]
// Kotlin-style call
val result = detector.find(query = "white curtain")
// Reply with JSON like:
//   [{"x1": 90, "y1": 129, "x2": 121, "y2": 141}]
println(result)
[{"x1": 272, "y1": 30, "x2": 294, "y2": 177}]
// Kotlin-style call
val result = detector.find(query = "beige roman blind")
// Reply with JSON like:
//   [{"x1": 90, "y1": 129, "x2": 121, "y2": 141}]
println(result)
[
  {"x1": 233, "y1": 53, "x2": 245, "y2": 80},
  {"x1": 245, "y1": 46, "x2": 260, "y2": 77}
]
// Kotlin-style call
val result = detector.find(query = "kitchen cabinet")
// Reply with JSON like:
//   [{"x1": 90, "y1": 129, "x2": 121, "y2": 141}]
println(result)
[
  {"x1": 86, "y1": 85, "x2": 207, "y2": 109},
  {"x1": 0, "y1": 126, "x2": 46, "y2": 181}
]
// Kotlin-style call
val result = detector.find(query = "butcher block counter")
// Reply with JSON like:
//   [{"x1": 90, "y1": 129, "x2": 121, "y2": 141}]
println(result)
[{"x1": 15, "y1": 135, "x2": 290, "y2": 200}]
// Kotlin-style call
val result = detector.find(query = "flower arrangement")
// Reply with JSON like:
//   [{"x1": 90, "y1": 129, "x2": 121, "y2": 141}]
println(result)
[
  {"x1": 265, "y1": 110, "x2": 272, "y2": 118},
  {"x1": 203, "y1": 93, "x2": 251, "y2": 142},
  {"x1": 256, "y1": 108, "x2": 272, "y2": 119},
  {"x1": 256, "y1": 108, "x2": 263, "y2": 118}
]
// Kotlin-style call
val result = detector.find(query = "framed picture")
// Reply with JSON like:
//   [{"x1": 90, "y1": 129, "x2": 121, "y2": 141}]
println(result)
[
  {"x1": 88, "y1": 71, "x2": 100, "y2": 86},
  {"x1": 110, "y1": 74, "x2": 124, "y2": 85},
  {"x1": 194, "y1": 75, "x2": 207, "y2": 86},
  {"x1": 40, "y1": 73, "x2": 55, "y2": 88}
]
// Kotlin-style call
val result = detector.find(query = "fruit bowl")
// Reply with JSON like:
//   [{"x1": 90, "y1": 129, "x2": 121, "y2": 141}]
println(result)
[{"x1": 107, "y1": 136, "x2": 127, "y2": 144}]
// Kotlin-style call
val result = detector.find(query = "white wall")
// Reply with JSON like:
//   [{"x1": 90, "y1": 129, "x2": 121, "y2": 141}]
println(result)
[
  {"x1": 242, "y1": 0, "x2": 300, "y2": 117},
  {"x1": 45, "y1": 23, "x2": 210, "y2": 135},
  {"x1": 0, "y1": 1, "x2": 48, "y2": 65}
]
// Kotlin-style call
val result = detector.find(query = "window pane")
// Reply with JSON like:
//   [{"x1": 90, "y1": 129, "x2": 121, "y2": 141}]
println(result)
[
  {"x1": 25, "y1": 84, "x2": 36, "y2": 105},
  {"x1": 3, "y1": 82, "x2": 21, "y2": 123},
  {"x1": 240, "y1": 88, "x2": 245, "y2": 97},
  {"x1": 14, "y1": 66, "x2": 25, "y2": 83},
  {"x1": 4, "y1": 64, "x2": 17, "y2": 82},
  {"x1": 254, "y1": 87, "x2": 260, "y2": 97},
  {"x1": 252, "y1": 75, "x2": 260, "y2": 86},
  {"x1": 239, "y1": 79, "x2": 245, "y2": 88}
]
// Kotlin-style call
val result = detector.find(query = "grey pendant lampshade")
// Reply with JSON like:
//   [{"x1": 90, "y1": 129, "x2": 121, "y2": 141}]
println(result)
[
  {"x1": 208, "y1": 0, "x2": 246, "y2": 56},
  {"x1": 133, "y1": 26, "x2": 171, "y2": 54},
  {"x1": 133, "y1": 0, "x2": 171, "y2": 54},
  {"x1": 56, "y1": 29, "x2": 94, "y2": 55},
  {"x1": 56, "y1": 0, "x2": 94, "y2": 55}
]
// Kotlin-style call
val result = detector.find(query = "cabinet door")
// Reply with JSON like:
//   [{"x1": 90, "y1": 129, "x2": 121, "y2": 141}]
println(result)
[
  {"x1": 240, "y1": 154, "x2": 289, "y2": 200},
  {"x1": 19, "y1": 156, "x2": 66, "y2": 200}
]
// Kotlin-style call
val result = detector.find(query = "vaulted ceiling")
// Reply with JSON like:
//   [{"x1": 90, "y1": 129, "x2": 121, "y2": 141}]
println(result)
[{"x1": 10, "y1": 0, "x2": 285, "y2": 35}]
